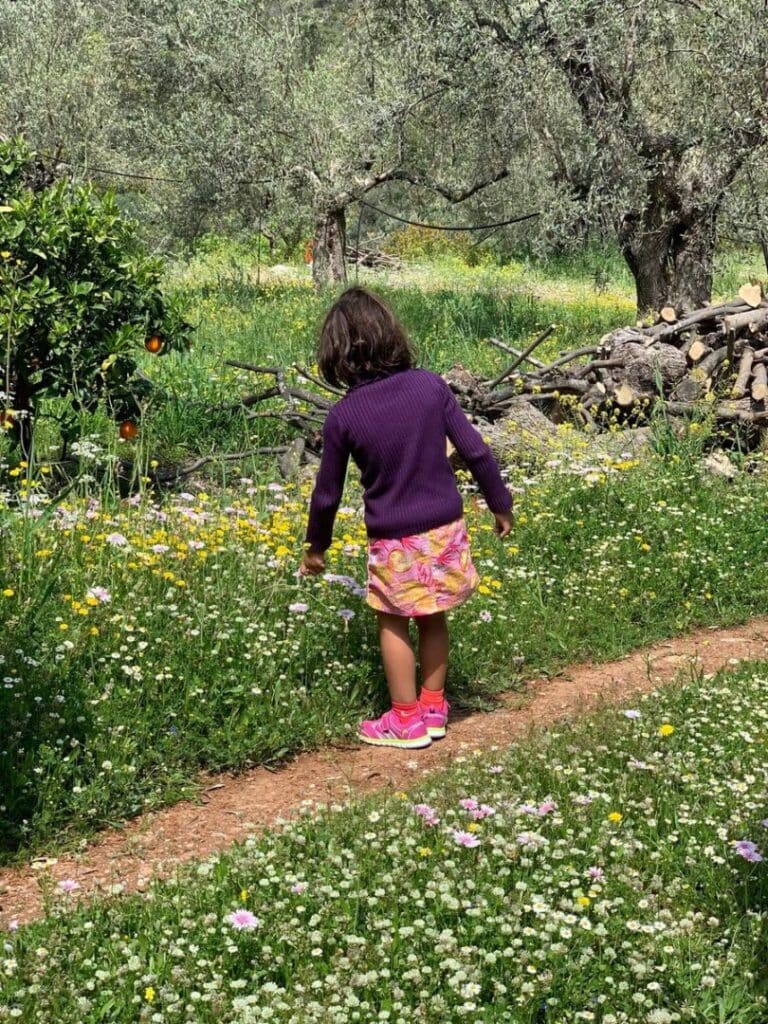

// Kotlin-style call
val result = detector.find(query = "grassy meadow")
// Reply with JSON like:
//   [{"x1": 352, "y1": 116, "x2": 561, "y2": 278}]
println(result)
[
  {"x1": 2, "y1": 659, "x2": 767, "y2": 1022},
  {"x1": 1, "y1": 245, "x2": 768, "y2": 1020},
  {"x1": 2, "y1": 248, "x2": 768, "y2": 863}
]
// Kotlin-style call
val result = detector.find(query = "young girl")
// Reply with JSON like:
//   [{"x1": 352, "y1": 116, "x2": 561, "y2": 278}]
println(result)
[{"x1": 300, "y1": 287, "x2": 513, "y2": 748}]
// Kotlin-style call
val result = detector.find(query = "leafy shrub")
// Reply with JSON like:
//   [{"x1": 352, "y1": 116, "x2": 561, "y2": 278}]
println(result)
[
  {"x1": 0, "y1": 136, "x2": 192, "y2": 456},
  {"x1": 386, "y1": 224, "x2": 485, "y2": 263}
]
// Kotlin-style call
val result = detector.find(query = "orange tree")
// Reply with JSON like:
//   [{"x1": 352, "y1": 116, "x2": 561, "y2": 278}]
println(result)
[{"x1": 0, "y1": 137, "x2": 191, "y2": 458}]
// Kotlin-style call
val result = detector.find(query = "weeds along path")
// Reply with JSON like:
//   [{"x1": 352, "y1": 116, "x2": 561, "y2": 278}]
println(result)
[{"x1": 2, "y1": 617, "x2": 768, "y2": 929}]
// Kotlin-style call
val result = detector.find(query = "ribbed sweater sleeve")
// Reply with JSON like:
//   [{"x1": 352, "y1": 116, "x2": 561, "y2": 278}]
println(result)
[
  {"x1": 442, "y1": 381, "x2": 513, "y2": 514},
  {"x1": 305, "y1": 410, "x2": 350, "y2": 553}
]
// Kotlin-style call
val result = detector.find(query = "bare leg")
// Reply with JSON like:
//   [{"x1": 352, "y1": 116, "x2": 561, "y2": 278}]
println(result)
[
  {"x1": 416, "y1": 612, "x2": 449, "y2": 692},
  {"x1": 377, "y1": 612, "x2": 417, "y2": 704}
]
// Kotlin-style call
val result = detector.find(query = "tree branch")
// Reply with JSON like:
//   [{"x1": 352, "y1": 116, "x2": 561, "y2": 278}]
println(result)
[
  {"x1": 368, "y1": 165, "x2": 512, "y2": 203},
  {"x1": 474, "y1": 15, "x2": 514, "y2": 46}
]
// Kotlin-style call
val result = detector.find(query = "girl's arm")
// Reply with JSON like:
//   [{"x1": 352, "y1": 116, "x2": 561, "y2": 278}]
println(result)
[
  {"x1": 442, "y1": 381, "x2": 513, "y2": 515},
  {"x1": 304, "y1": 410, "x2": 350, "y2": 556}
]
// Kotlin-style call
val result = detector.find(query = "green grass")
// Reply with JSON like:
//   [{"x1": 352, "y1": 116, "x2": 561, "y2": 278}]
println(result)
[
  {"x1": 2, "y1": 252, "x2": 768, "y2": 1021},
  {"x1": 7, "y1": 244, "x2": 763, "y2": 464},
  {"x1": 138, "y1": 243, "x2": 766, "y2": 460},
  {"x1": 2, "y1": 444, "x2": 768, "y2": 862},
  {"x1": 2, "y1": 658, "x2": 767, "y2": 1022},
  {"x1": 2, "y1": 251, "x2": 767, "y2": 861},
  {"x1": 142, "y1": 250, "x2": 637, "y2": 459}
]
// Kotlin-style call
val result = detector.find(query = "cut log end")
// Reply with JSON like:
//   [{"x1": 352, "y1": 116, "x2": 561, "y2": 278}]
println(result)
[
  {"x1": 687, "y1": 339, "x2": 709, "y2": 363},
  {"x1": 751, "y1": 363, "x2": 768, "y2": 403},
  {"x1": 660, "y1": 305, "x2": 678, "y2": 323},
  {"x1": 738, "y1": 282, "x2": 764, "y2": 309},
  {"x1": 613, "y1": 383, "x2": 636, "y2": 408}
]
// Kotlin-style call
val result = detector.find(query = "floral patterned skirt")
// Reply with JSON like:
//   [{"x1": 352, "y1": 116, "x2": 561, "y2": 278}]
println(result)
[{"x1": 366, "y1": 518, "x2": 479, "y2": 617}]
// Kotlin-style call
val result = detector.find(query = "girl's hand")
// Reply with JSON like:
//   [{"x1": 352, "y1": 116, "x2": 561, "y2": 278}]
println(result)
[
  {"x1": 300, "y1": 550, "x2": 326, "y2": 576},
  {"x1": 494, "y1": 511, "x2": 513, "y2": 538}
]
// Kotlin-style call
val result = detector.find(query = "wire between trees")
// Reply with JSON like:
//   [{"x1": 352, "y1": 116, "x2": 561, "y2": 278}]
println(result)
[
  {"x1": 356, "y1": 198, "x2": 540, "y2": 232},
  {"x1": 47, "y1": 157, "x2": 539, "y2": 236}
]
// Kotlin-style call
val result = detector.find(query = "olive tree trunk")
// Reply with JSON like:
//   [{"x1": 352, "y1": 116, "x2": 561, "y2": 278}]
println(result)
[
  {"x1": 311, "y1": 207, "x2": 347, "y2": 288},
  {"x1": 619, "y1": 203, "x2": 716, "y2": 316}
]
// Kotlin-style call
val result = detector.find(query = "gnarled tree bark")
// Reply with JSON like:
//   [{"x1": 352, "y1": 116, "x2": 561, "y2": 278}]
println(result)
[
  {"x1": 619, "y1": 200, "x2": 717, "y2": 315},
  {"x1": 311, "y1": 207, "x2": 347, "y2": 288}
]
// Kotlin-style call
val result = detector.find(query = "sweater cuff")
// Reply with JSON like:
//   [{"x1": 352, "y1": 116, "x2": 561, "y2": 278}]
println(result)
[
  {"x1": 487, "y1": 492, "x2": 514, "y2": 515},
  {"x1": 305, "y1": 541, "x2": 327, "y2": 556}
]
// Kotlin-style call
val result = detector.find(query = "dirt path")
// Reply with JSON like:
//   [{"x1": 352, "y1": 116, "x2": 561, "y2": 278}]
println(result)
[{"x1": 3, "y1": 617, "x2": 768, "y2": 929}]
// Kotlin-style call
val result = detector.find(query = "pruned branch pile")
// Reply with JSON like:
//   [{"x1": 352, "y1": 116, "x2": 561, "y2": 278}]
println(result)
[
  {"x1": 225, "y1": 286, "x2": 768, "y2": 478},
  {"x1": 345, "y1": 245, "x2": 401, "y2": 269}
]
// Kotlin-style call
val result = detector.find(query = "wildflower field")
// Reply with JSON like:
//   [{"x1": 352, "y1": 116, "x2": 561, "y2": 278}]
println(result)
[
  {"x1": 3, "y1": 448, "x2": 768, "y2": 860},
  {"x1": 3, "y1": 253, "x2": 768, "y2": 856},
  {"x1": 2, "y1": 661, "x2": 767, "y2": 1022},
  {"x1": 2, "y1": 252, "x2": 768, "y2": 1021}
]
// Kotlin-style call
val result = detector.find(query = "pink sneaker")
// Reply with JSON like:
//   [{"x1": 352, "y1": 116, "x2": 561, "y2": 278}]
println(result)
[
  {"x1": 420, "y1": 699, "x2": 450, "y2": 739},
  {"x1": 358, "y1": 709, "x2": 432, "y2": 749}
]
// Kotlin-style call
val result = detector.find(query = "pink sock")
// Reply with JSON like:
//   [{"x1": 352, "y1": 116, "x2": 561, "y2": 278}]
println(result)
[{"x1": 392, "y1": 700, "x2": 420, "y2": 723}]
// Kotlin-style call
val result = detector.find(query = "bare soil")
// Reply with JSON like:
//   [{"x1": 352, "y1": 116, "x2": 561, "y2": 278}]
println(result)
[{"x1": 2, "y1": 617, "x2": 767, "y2": 929}]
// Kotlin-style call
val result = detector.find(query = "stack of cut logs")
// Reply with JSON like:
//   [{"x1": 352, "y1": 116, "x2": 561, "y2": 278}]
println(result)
[
  {"x1": 223, "y1": 283, "x2": 768, "y2": 477},
  {"x1": 443, "y1": 283, "x2": 768, "y2": 434}
]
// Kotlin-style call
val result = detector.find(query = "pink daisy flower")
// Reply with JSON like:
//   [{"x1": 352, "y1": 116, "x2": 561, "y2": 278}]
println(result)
[
  {"x1": 733, "y1": 840, "x2": 763, "y2": 863},
  {"x1": 451, "y1": 830, "x2": 481, "y2": 848},
  {"x1": 470, "y1": 804, "x2": 496, "y2": 820},
  {"x1": 226, "y1": 908, "x2": 261, "y2": 930}
]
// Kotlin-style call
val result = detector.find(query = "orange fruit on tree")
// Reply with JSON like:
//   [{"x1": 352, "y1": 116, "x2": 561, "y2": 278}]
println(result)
[
  {"x1": 145, "y1": 335, "x2": 162, "y2": 354},
  {"x1": 119, "y1": 420, "x2": 138, "y2": 440}
]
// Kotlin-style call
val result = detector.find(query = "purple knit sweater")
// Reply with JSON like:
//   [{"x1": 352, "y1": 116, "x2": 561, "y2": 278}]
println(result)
[{"x1": 305, "y1": 368, "x2": 513, "y2": 553}]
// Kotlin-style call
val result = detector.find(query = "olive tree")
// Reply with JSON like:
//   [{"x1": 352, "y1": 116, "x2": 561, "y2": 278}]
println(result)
[
  {"x1": 460, "y1": 0, "x2": 768, "y2": 312},
  {"x1": 98, "y1": 0, "x2": 529, "y2": 285},
  {"x1": 0, "y1": 0, "x2": 118, "y2": 166}
]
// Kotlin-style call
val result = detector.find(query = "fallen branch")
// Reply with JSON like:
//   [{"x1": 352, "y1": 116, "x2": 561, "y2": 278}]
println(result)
[
  {"x1": 486, "y1": 336, "x2": 546, "y2": 369},
  {"x1": 489, "y1": 324, "x2": 556, "y2": 389}
]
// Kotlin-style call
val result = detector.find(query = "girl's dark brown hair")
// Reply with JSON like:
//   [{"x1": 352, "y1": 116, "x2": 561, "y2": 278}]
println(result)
[{"x1": 317, "y1": 287, "x2": 414, "y2": 388}]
